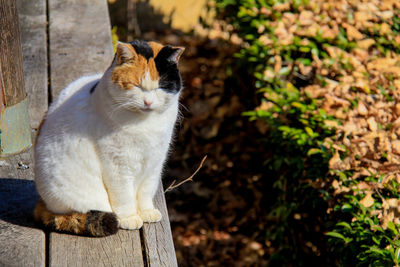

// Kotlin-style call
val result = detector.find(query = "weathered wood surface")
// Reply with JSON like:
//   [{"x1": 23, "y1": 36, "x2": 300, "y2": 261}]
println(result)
[
  {"x1": 0, "y1": 149, "x2": 45, "y2": 267},
  {"x1": 16, "y1": 0, "x2": 48, "y2": 129},
  {"x1": 0, "y1": 0, "x2": 44, "y2": 264},
  {"x1": 142, "y1": 184, "x2": 178, "y2": 267},
  {"x1": 0, "y1": 0, "x2": 26, "y2": 107},
  {"x1": 0, "y1": 0, "x2": 32, "y2": 156},
  {"x1": 48, "y1": 0, "x2": 114, "y2": 99},
  {"x1": 49, "y1": 230, "x2": 144, "y2": 267}
]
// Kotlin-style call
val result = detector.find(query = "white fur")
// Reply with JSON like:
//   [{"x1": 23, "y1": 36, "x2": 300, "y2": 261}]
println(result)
[
  {"x1": 35, "y1": 66, "x2": 180, "y2": 229},
  {"x1": 141, "y1": 71, "x2": 159, "y2": 91}
]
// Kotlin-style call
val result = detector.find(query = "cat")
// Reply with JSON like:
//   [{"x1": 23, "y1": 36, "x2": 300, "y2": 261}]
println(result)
[{"x1": 34, "y1": 40, "x2": 184, "y2": 236}]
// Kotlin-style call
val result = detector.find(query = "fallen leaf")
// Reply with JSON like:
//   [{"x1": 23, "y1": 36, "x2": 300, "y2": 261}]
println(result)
[
  {"x1": 360, "y1": 192, "x2": 374, "y2": 208},
  {"x1": 343, "y1": 23, "x2": 365, "y2": 40},
  {"x1": 367, "y1": 117, "x2": 378, "y2": 131},
  {"x1": 392, "y1": 140, "x2": 400, "y2": 154},
  {"x1": 357, "y1": 39, "x2": 375, "y2": 49},
  {"x1": 357, "y1": 102, "x2": 368, "y2": 116}
]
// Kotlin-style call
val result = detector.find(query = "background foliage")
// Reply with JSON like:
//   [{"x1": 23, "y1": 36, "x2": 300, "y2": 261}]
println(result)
[
  {"x1": 211, "y1": 0, "x2": 400, "y2": 265},
  {"x1": 109, "y1": 0, "x2": 400, "y2": 265}
]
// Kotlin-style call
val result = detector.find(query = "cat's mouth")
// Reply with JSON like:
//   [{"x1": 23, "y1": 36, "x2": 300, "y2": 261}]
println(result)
[{"x1": 140, "y1": 107, "x2": 153, "y2": 112}]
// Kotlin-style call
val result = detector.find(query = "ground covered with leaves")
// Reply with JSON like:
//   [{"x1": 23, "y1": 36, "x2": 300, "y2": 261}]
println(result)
[{"x1": 110, "y1": 0, "x2": 400, "y2": 265}]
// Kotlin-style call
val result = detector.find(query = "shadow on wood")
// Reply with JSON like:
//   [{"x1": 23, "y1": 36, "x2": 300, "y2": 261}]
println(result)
[{"x1": 0, "y1": 178, "x2": 40, "y2": 228}]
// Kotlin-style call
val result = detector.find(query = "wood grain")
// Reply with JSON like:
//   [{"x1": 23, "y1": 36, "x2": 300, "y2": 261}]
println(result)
[
  {"x1": 0, "y1": 71, "x2": 4, "y2": 111},
  {"x1": 142, "y1": 184, "x2": 178, "y2": 267},
  {"x1": 0, "y1": 2, "x2": 44, "y2": 263},
  {"x1": 0, "y1": 148, "x2": 45, "y2": 267},
  {"x1": 0, "y1": 0, "x2": 26, "y2": 107},
  {"x1": 16, "y1": 0, "x2": 48, "y2": 129},
  {"x1": 0, "y1": 221, "x2": 45, "y2": 267},
  {"x1": 50, "y1": 230, "x2": 144, "y2": 267},
  {"x1": 48, "y1": 0, "x2": 114, "y2": 99},
  {"x1": 48, "y1": 1, "x2": 144, "y2": 266}
]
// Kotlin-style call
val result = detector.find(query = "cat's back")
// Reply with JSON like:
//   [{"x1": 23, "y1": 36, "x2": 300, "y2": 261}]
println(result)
[
  {"x1": 36, "y1": 73, "x2": 103, "y2": 167},
  {"x1": 48, "y1": 74, "x2": 102, "y2": 115}
]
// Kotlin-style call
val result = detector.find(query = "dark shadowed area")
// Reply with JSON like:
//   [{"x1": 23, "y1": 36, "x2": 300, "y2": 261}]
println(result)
[{"x1": 108, "y1": 0, "x2": 400, "y2": 266}]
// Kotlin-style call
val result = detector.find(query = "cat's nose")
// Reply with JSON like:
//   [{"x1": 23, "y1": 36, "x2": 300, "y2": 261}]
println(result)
[{"x1": 144, "y1": 100, "x2": 153, "y2": 107}]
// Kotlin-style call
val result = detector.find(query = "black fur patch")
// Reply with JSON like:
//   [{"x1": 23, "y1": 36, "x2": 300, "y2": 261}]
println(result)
[
  {"x1": 46, "y1": 217, "x2": 57, "y2": 230},
  {"x1": 154, "y1": 46, "x2": 182, "y2": 94},
  {"x1": 86, "y1": 210, "x2": 118, "y2": 237},
  {"x1": 129, "y1": 40, "x2": 154, "y2": 61},
  {"x1": 89, "y1": 81, "x2": 99, "y2": 94},
  {"x1": 100, "y1": 212, "x2": 119, "y2": 236}
]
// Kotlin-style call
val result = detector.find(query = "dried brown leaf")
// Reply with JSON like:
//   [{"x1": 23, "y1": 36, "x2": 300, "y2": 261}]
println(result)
[{"x1": 360, "y1": 192, "x2": 374, "y2": 208}]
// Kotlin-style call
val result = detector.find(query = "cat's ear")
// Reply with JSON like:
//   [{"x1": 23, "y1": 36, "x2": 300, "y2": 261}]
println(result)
[
  {"x1": 157, "y1": 46, "x2": 185, "y2": 64},
  {"x1": 168, "y1": 46, "x2": 185, "y2": 63},
  {"x1": 116, "y1": 42, "x2": 137, "y2": 65}
]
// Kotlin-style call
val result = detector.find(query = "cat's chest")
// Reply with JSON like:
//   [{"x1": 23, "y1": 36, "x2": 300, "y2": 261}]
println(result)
[
  {"x1": 97, "y1": 115, "x2": 174, "y2": 153},
  {"x1": 96, "y1": 120, "x2": 171, "y2": 175}
]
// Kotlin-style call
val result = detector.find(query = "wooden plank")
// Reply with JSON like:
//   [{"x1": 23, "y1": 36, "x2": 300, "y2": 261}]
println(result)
[
  {"x1": 0, "y1": 0, "x2": 32, "y2": 156},
  {"x1": 0, "y1": 0, "x2": 46, "y2": 265},
  {"x1": 142, "y1": 185, "x2": 178, "y2": 267},
  {"x1": 50, "y1": 231, "x2": 144, "y2": 267},
  {"x1": 48, "y1": 0, "x2": 114, "y2": 99},
  {"x1": 0, "y1": 221, "x2": 45, "y2": 267},
  {"x1": 0, "y1": 0, "x2": 26, "y2": 107},
  {"x1": 0, "y1": 148, "x2": 45, "y2": 267},
  {"x1": 16, "y1": 0, "x2": 48, "y2": 129},
  {"x1": 47, "y1": 1, "x2": 145, "y2": 265}
]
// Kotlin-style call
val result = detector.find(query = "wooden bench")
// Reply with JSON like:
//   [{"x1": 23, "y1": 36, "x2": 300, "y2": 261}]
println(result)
[{"x1": 0, "y1": 0, "x2": 177, "y2": 266}]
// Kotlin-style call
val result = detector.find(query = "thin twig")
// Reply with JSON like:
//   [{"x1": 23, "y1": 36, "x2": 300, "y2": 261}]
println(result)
[
  {"x1": 373, "y1": 183, "x2": 384, "y2": 202},
  {"x1": 164, "y1": 155, "x2": 207, "y2": 193}
]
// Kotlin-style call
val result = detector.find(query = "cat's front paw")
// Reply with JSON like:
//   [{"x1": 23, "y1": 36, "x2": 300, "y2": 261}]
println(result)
[
  {"x1": 139, "y1": 209, "x2": 162, "y2": 223},
  {"x1": 118, "y1": 214, "x2": 143, "y2": 230}
]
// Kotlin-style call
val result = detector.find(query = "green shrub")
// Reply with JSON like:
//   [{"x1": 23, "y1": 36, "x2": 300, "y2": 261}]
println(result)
[{"x1": 211, "y1": 0, "x2": 400, "y2": 265}]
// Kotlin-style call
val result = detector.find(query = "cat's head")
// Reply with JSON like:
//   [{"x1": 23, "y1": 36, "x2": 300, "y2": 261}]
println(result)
[{"x1": 109, "y1": 40, "x2": 184, "y2": 114}]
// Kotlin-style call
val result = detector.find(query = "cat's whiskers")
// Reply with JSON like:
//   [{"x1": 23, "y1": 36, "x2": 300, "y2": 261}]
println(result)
[{"x1": 109, "y1": 100, "x2": 139, "y2": 118}]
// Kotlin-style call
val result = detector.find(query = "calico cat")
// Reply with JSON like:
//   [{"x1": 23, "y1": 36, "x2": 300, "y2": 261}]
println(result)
[{"x1": 34, "y1": 40, "x2": 184, "y2": 236}]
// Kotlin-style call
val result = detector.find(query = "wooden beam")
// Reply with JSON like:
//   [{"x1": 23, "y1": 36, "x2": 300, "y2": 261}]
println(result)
[
  {"x1": 0, "y1": 0, "x2": 46, "y2": 264},
  {"x1": 0, "y1": 0, "x2": 26, "y2": 107},
  {"x1": 0, "y1": 70, "x2": 4, "y2": 112},
  {"x1": 142, "y1": 184, "x2": 178, "y2": 267},
  {"x1": 0, "y1": 0, "x2": 32, "y2": 157},
  {"x1": 16, "y1": 0, "x2": 48, "y2": 129},
  {"x1": 48, "y1": 0, "x2": 144, "y2": 265}
]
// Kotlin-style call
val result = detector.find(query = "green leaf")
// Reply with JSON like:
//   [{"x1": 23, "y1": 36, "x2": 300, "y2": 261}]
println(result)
[
  {"x1": 387, "y1": 221, "x2": 398, "y2": 235},
  {"x1": 372, "y1": 235, "x2": 380, "y2": 245},
  {"x1": 395, "y1": 247, "x2": 400, "y2": 263},
  {"x1": 305, "y1": 127, "x2": 314, "y2": 136},
  {"x1": 325, "y1": 231, "x2": 348, "y2": 242},
  {"x1": 341, "y1": 203, "x2": 352, "y2": 212},
  {"x1": 307, "y1": 148, "x2": 322, "y2": 156},
  {"x1": 336, "y1": 221, "x2": 352, "y2": 230}
]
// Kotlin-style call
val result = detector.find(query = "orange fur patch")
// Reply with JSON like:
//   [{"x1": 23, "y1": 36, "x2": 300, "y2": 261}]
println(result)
[
  {"x1": 112, "y1": 42, "x2": 163, "y2": 90},
  {"x1": 34, "y1": 199, "x2": 87, "y2": 234},
  {"x1": 148, "y1": 41, "x2": 164, "y2": 57},
  {"x1": 147, "y1": 58, "x2": 159, "y2": 81}
]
